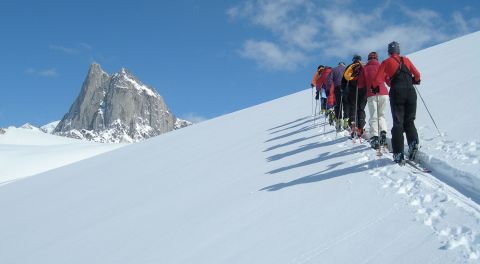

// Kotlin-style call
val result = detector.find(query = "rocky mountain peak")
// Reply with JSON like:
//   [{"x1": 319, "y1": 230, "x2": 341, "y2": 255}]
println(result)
[{"x1": 54, "y1": 63, "x2": 189, "y2": 143}]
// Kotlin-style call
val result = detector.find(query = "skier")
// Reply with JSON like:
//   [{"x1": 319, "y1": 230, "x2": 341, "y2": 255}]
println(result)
[
  {"x1": 328, "y1": 62, "x2": 347, "y2": 131},
  {"x1": 311, "y1": 65, "x2": 325, "y2": 101},
  {"x1": 311, "y1": 65, "x2": 324, "y2": 89},
  {"x1": 373, "y1": 41, "x2": 421, "y2": 164},
  {"x1": 316, "y1": 66, "x2": 333, "y2": 115},
  {"x1": 357, "y1": 52, "x2": 389, "y2": 150},
  {"x1": 342, "y1": 54, "x2": 365, "y2": 138}
]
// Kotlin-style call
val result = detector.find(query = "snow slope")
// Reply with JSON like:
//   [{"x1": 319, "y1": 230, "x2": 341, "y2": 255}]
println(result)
[
  {"x1": 0, "y1": 33, "x2": 479, "y2": 263},
  {"x1": 0, "y1": 126, "x2": 124, "y2": 184}
]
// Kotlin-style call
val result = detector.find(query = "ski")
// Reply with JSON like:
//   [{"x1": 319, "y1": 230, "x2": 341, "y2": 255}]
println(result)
[{"x1": 405, "y1": 159, "x2": 432, "y2": 173}]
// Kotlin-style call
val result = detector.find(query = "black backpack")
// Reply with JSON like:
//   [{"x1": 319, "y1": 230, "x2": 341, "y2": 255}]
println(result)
[{"x1": 391, "y1": 57, "x2": 413, "y2": 87}]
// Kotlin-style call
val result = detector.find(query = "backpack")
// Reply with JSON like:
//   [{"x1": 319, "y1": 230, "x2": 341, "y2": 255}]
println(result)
[
  {"x1": 391, "y1": 57, "x2": 413, "y2": 87},
  {"x1": 343, "y1": 62, "x2": 362, "y2": 81}
]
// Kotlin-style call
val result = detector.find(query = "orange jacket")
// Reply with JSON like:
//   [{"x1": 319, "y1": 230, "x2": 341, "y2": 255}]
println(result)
[{"x1": 311, "y1": 68, "x2": 323, "y2": 87}]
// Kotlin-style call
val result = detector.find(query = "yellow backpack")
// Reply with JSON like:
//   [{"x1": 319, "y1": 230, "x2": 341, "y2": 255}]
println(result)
[{"x1": 343, "y1": 62, "x2": 362, "y2": 81}]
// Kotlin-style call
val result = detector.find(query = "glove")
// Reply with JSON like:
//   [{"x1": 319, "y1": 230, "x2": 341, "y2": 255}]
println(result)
[
  {"x1": 412, "y1": 77, "x2": 421, "y2": 85},
  {"x1": 371, "y1": 86, "x2": 380, "y2": 94},
  {"x1": 315, "y1": 90, "x2": 319, "y2": 100},
  {"x1": 310, "y1": 83, "x2": 315, "y2": 88}
]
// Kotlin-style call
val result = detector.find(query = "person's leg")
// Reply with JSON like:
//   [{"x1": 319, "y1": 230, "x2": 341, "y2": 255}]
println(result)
[{"x1": 367, "y1": 96, "x2": 378, "y2": 138}]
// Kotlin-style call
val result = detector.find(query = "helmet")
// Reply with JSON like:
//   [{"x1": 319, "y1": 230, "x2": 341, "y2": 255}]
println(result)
[
  {"x1": 368, "y1": 52, "x2": 378, "y2": 61},
  {"x1": 352, "y1": 54, "x2": 362, "y2": 62},
  {"x1": 388, "y1": 41, "x2": 400, "y2": 55}
]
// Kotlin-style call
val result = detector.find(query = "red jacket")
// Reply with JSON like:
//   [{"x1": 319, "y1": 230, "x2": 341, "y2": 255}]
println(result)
[
  {"x1": 315, "y1": 67, "x2": 332, "y2": 91},
  {"x1": 357, "y1": 59, "x2": 389, "y2": 97},
  {"x1": 327, "y1": 82, "x2": 335, "y2": 106},
  {"x1": 374, "y1": 54, "x2": 420, "y2": 87}
]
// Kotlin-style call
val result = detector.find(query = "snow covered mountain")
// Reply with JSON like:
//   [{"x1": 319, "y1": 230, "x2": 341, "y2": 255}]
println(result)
[
  {"x1": 54, "y1": 63, "x2": 191, "y2": 143},
  {"x1": 1, "y1": 32, "x2": 480, "y2": 263},
  {"x1": 40, "y1": 120, "x2": 60, "y2": 133}
]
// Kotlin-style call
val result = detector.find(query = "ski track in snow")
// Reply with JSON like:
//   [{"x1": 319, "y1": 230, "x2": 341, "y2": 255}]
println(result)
[
  {"x1": 285, "y1": 113, "x2": 480, "y2": 263},
  {"x1": 368, "y1": 146, "x2": 480, "y2": 260}
]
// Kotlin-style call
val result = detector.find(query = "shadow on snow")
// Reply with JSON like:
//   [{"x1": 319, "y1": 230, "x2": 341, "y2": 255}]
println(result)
[
  {"x1": 267, "y1": 116, "x2": 312, "y2": 132},
  {"x1": 266, "y1": 144, "x2": 368, "y2": 175},
  {"x1": 260, "y1": 159, "x2": 388, "y2": 191},
  {"x1": 269, "y1": 118, "x2": 315, "y2": 135},
  {"x1": 266, "y1": 136, "x2": 348, "y2": 162}
]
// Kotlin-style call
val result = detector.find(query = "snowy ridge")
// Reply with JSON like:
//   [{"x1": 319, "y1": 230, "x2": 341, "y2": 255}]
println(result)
[{"x1": 118, "y1": 68, "x2": 159, "y2": 98}]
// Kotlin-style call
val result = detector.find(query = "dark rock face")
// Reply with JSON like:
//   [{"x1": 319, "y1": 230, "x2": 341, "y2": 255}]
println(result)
[{"x1": 54, "y1": 63, "x2": 182, "y2": 143}]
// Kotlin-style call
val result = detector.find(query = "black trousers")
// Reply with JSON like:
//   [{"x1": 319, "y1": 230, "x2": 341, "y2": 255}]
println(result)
[
  {"x1": 334, "y1": 86, "x2": 349, "y2": 120},
  {"x1": 389, "y1": 86, "x2": 419, "y2": 153},
  {"x1": 347, "y1": 86, "x2": 367, "y2": 129}
]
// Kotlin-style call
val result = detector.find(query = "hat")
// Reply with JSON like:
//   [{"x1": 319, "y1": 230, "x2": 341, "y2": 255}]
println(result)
[
  {"x1": 352, "y1": 54, "x2": 362, "y2": 62},
  {"x1": 388, "y1": 41, "x2": 400, "y2": 55},
  {"x1": 368, "y1": 52, "x2": 378, "y2": 61}
]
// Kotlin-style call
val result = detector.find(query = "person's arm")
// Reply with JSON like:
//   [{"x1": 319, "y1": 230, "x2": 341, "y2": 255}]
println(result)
[
  {"x1": 405, "y1": 57, "x2": 421, "y2": 82},
  {"x1": 357, "y1": 67, "x2": 366, "y2": 89}
]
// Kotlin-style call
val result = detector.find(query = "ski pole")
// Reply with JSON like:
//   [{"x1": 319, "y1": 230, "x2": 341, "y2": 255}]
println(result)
[
  {"x1": 353, "y1": 85, "x2": 359, "y2": 139},
  {"x1": 336, "y1": 89, "x2": 343, "y2": 139},
  {"x1": 414, "y1": 85, "x2": 442, "y2": 137},
  {"x1": 376, "y1": 94, "x2": 380, "y2": 139},
  {"x1": 311, "y1": 86, "x2": 314, "y2": 116},
  {"x1": 323, "y1": 103, "x2": 327, "y2": 133}
]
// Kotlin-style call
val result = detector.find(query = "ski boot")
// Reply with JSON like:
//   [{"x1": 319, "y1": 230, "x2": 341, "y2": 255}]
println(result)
[
  {"x1": 379, "y1": 131, "x2": 387, "y2": 145},
  {"x1": 328, "y1": 110, "x2": 335, "y2": 126},
  {"x1": 393, "y1": 152, "x2": 405, "y2": 165},
  {"x1": 357, "y1": 127, "x2": 364, "y2": 138},
  {"x1": 370, "y1": 136, "x2": 380, "y2": 150},
  {"x1": 343, "y1": 119, "x2": 350, "y2": 131},
  {"x1": 335, "y1": 119, "x2": 342, "y2": 132},
  {"x1": 408, "y1": 139, "x2": 419, "y2": 160},
  {"x1": 349, "y1": 122, "x2": 357, "y2": 139}
]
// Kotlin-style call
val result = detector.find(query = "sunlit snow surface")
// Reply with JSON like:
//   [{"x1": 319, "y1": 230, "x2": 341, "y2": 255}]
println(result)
[
  {"x1": 0, "y1": 126, "x2": 123, "y2": 185},
  {"x1": 0, "y1": 32, "x2": 479, "y2": 263}
]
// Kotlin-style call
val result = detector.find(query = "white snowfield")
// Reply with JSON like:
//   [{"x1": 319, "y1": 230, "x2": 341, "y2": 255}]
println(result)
[
  {"x1": 0, "y1": 126, "x2": 124, "y2": 185},
  {"x1": 0, "y1": 32, "x2": 479, "y2": 263}
]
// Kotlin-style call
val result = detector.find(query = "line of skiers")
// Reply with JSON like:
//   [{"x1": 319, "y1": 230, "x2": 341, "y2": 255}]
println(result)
[{"x1": 310, "y1": 41, "x2": 421, "y2": 164}]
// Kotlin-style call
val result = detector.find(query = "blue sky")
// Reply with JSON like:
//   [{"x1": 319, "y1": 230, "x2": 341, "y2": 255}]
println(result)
[{"x1": 1, "y1": 0, "x2": 479, "y2": 127}]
